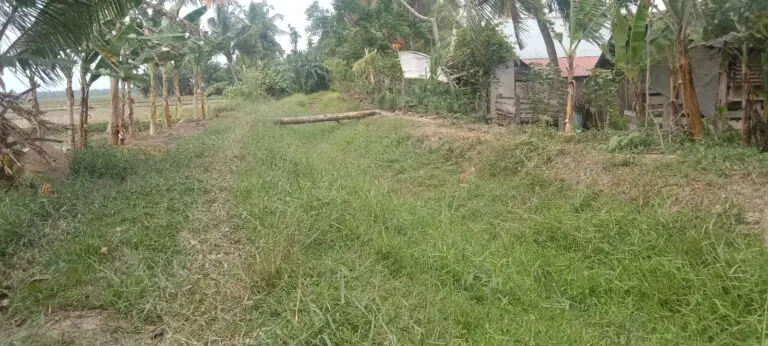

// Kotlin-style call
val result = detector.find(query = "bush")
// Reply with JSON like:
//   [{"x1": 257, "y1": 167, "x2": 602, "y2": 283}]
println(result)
[
  {"x1": 71, "y1": 144, "x2": 135, "y2": 180},
  {"x1": 607, "y1": 132, "x2": 657, "y2": 152},
  {"x1": 226, "y1": 63, "x2": 294, "y2": 99},
  {"x1": 206, "y1": 81, "x2": 230, "y2": 97},
  {"x1": 403, "y1": 79, "x2": 476, "y2": 116}
]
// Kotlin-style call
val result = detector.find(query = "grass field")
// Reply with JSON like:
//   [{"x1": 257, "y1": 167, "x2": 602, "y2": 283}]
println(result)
[{"x1": 3, "y1": 92, "x2": 768, "y2": 344}]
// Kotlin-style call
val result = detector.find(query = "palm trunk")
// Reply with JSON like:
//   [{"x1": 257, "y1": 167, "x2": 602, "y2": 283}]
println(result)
[
  {"x1": 174, "y1": 69, "x2": 182, "y2": 119},
  {"x1": 677, "y1": 34, "x2": 704, "y2": 138},
  {"x1": 224, "y1": 51, "x2": 238, "y2": 87},
  {"x1": 127, "y1": 82, "x2": 137, "y2": 138},
  {"x1": 564, "y1": 55, "x2": 576, "y2": 133},
  {"x1": 396, "y1": 0, "x2": 438, "y2": 46},
  {"x1": 536, "y1": 16, "x2": 559, "y2": 69},
  {"x1": 64, "y1": 65, "x2": 75, "y2": 149},
  {"x1": 741, "y1": 42, "x2": 751, "y2": 146},
  {"x1": 149, "y1": 62, "x2": 158, "y2": 135},
  {"x1": 193, "y1": 64, "x2": 200, "y2": 119},
  {"x1": 78, "y1": 64, "x2": 89, "y2": 148},
  {"x1": 108, "y1": 76, "x2": 120, "y2": 145},
  {"x1": 162, "y1": 65, "x2": 172, "y2": 129}
]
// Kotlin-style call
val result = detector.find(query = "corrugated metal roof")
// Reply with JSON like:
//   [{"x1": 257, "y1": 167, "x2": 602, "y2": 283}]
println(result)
[{"x1": 521, "y1": 56, "x2": 600, "y2": 77}]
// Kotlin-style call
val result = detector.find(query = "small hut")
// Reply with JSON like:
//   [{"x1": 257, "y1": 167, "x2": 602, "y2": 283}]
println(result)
[
  {"x1": 596, "y1": 41, "x2": 765, "y2": 128},
  {"x1": 490, "y1": 56, "x2": 600, "y2": 125}
]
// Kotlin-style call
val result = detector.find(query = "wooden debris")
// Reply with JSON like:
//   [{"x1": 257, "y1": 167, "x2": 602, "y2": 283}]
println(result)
[{"x1": 274, "y1": 110, "x2": 380, "y2": 125}]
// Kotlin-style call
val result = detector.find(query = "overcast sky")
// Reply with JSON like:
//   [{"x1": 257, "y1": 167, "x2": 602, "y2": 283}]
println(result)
[{"x1": 5, "y1": 0, "x2": 332, "y2": 92}]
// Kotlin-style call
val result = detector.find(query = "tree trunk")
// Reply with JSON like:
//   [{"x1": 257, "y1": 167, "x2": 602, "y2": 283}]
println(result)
[
  {"x1": 108, "y1": 76, "x2": 120, "y2": 145},
  {"x1": 197, "y1": 64, "x2": 207, "y2": 119},
  {"x1": 127, "y1": 82, "x2": 137, "y2": 138},
  {"x1": 631, "y1": 79, "x2": 645, "y2": 129},
  {"x1": 741, "y1": 42, "x2": 751, "y2": 146},
  {"x1": 78, "y1": 65, "x2": 89, "y2": 148},
  {"x1": 536, "y1": 16, "x2": 559, "y2": 69},
  {"x1": 64, "y1": 65, "x2": 75, "y2": 149},
  {"x1": 224, "y1": 51, "x2": 238, "y2": 87},
  {"x1": 274, "y1": 110, "x2": 380, "y2": 124},
  {"x1": 162, "y1": 65, "x2": 172, "y2": 129},
  {"x1": 564, "y1": 55, "x2": 576, "y2": 133},
  {"x1": 120, "y1": 80, "x2": 127, "y2": 145},
  {"x1": 396, "y1": 0, "x2": 438, "y2": 46},
  {"x1": 193, "y1": 64, "x2": 200, "y2": 119},
  {"x1": 150, "y1": 62, "x2": 158, "y2": 135},
  {"x1": 677, "y1": 35, "x2": 704, "y2": 138},
  {"x1": 174, "y1": 69, "x2": 182, "y2": 119}
]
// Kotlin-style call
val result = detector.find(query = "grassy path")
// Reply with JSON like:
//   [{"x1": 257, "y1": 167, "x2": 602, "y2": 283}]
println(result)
[{"x1": 3, "y1": 93, "x2": 768, "y2": 344}]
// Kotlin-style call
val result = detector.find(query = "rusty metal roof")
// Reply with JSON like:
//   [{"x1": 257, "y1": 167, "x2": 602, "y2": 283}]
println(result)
[{"x1": 521, "y1": 56, "x2": 601, "y2": 77}]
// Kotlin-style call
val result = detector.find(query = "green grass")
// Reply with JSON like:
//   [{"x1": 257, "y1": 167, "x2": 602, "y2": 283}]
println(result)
[{"x1": 3, "y1": 92, "x2": 768, "y2": 344}]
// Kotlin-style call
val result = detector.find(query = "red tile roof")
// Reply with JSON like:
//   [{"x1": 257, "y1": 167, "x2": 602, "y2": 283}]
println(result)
[{"x1": 521, "y1": 56, "x2": 600, "y2": 77}]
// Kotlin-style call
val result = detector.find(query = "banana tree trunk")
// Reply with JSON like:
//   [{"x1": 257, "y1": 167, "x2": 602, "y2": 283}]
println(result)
[
  {"x1": 196, "y1": 64, "x2": 207, "y2": 119},
  {"x1": 150, "y1": 62, "x2": 158, "y2": 135},
  {"x1": 78, "y1": 64, "x2": 89, "y2": 149},
  {"x1": 564, "y1": 55, "x2": 576, "y2": 134},
  {"x1": 120, "y1": 80, "x2": 127, "y2": 145},
  {"x1": 127, "y1": 82, "x2": 137, "y2": 138},
  {"x1": 741, "y1": 42, "x2": 751, "y2": 146},
  {"x1": 193, "y1": 64, "x2": 200, "y2": 119},
  {"x1": 162, "y1": 65, "x2": 172, "y2": 129},
  {"x1": 677, "y1": 34, "x2": 704, "y2": 138},
  {"x1": 174, "y1": 69, "x2": 182, "y2": 119},
  {"x1": 64, "y1": 65, "x2": 75, "y2": 149},
  {"x1": 108, "y1": 76, "x2": 120, "y2": 145},
  {"x1": 632, "y1": 79, "x2": 645, "y2": 128}
]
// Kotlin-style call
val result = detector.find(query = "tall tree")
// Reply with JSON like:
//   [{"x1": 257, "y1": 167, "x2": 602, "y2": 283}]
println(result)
[
  {"x1": 234, "y1": 1, "x2": 284, "y2": 63},
  {"x1": 208, "y1": 4, "x2": 241, "y2": 86}
]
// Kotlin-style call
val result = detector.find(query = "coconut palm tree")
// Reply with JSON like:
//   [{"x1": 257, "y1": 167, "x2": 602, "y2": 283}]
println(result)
[
  {"x1": 234, "y1": 2, "x2": 284, "y2": 63},
  {"x1": 208, "y1": 4, "x2": 242, "y2": 86}
]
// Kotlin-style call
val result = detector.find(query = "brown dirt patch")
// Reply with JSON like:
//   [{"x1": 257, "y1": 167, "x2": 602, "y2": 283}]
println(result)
[
  {"x1": 16, "y1": 143, "x2": 70, "y2": 181},
  {"x1": 125, "y1": 118, "x2": 209, "y2": 152},
  {"x1": 382, "y1": 111, "x2": 504, "y2": 143}
]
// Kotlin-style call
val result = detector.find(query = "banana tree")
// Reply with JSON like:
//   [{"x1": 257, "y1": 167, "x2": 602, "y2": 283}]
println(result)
[
  {"x1": 605, "y1": 0, "x2": 651, "y2": 126},
  {"x1": 557, "y1": 0, "x2": 612, "y2": 133},
  {"x1": 659, "y1": 0, "x2": 705, "y2": 138}
]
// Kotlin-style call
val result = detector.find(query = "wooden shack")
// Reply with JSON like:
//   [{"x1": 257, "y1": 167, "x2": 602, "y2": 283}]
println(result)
[
  {"x1": 490, "y1": 56, "x2": 600, "y2": 126},
  {"x1": 597, "y1": 42, "x2": 765, "y2": 128}
]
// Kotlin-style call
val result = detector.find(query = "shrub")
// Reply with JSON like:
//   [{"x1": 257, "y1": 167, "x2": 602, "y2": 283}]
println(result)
[
  {"x1": 206, "y1": 81, "x2": 230, "y2": 97},
  {"x1": 607, "y1": 132, "x2": 657, "y2": 152},
  {"x1": 71, "y1": 144, "x2": 135, "y2": 180}
]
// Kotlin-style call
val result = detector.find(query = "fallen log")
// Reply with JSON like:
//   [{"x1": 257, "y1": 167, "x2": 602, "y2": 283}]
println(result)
[{"x1": 274, "y1": 110, "x2": 380, "y2": 125}]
